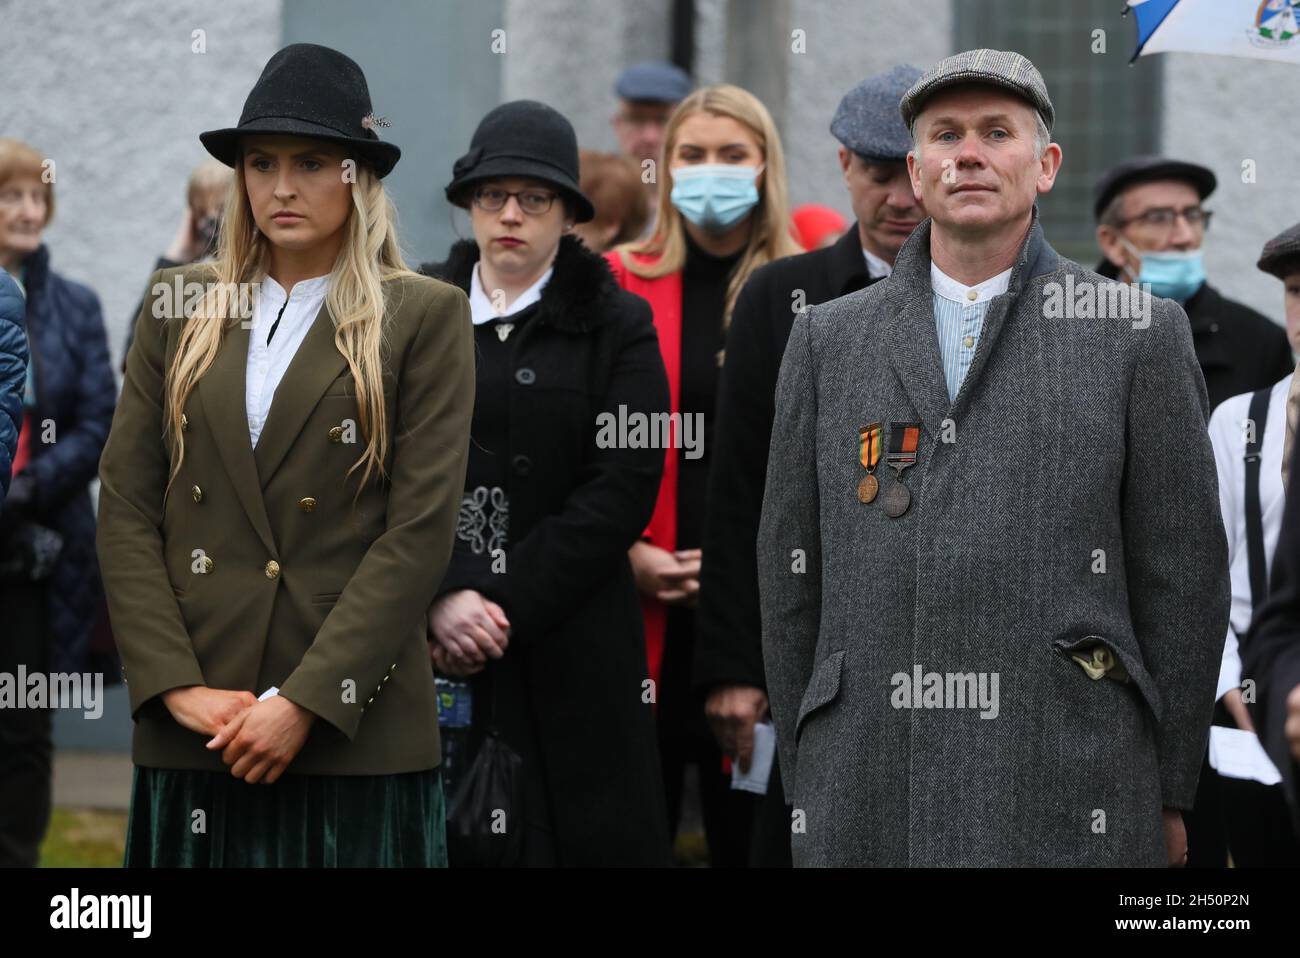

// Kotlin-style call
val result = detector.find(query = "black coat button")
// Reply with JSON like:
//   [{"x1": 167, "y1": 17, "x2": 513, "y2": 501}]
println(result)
[
  {"x1": 511, "y1": 454, "x2": 532, "y2": 475},
  {"x1": 515, "y1": 367, "x2": 536, "y2": 385}
]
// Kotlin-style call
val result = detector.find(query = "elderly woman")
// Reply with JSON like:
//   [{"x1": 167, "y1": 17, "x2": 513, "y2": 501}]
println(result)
[{"x1": 0, "y1": 137, "x2": 115, "y2": 867}]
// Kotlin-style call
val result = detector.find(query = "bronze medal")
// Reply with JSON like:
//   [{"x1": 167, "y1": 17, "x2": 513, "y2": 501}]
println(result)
[
  {"x1": 880, "y1": 479, "x2": 911, "y2": 518},
  {"x1": 857, "y1": 422, "x2": 883, "y2": 505}
]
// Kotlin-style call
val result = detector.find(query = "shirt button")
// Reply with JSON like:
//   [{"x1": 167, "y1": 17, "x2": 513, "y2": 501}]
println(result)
[
  {"x1": 963, "y1": 335, "x2": 975, "y2": 348},
  {"x1": 265, "y1": 560, "x2": 281, "y2": 580},
  {"x1": 512, "y1": 454, "x2": 532, "y2": 476},
  {"x1": 328, "y1": 426, "x2": 344, "y2": 443},
  {"x1": 299, "y1": 497, "x2": 317, "y2": 513},
  {"x1": 191, "y1": 484, "x2": 203, "y2": 503},
  {"x1": 966, "y1": 289, "x2": 978, "y2": 302},
  {"x1": 515, "y1": 367, "x2": 536, "y2": 386}
]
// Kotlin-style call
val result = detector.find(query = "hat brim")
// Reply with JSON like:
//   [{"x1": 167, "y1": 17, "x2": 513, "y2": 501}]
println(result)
[
  {"x1": 446, "y1": 156, "x2": 595, "y2": 223},
  {"x1": 200, "y1": 116, "x2": 401, "y2": 178},
  {"x1": 1094, "y1": 161, "x2": 1216, "y2": 221}
]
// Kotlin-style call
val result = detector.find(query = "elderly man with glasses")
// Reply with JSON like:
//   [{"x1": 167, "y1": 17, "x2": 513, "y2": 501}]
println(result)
[{"x1": 1095, "y1": 156, "x2": 1293, "y2": 411}]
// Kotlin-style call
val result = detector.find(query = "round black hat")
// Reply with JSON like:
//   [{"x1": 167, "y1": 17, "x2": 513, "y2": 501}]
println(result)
[
  {"x1": 200, "y1": 43, "x2": 401, "y2": 179},
  {"x1": 446, "y1": 100, "x2": 595, "y2": 223}
]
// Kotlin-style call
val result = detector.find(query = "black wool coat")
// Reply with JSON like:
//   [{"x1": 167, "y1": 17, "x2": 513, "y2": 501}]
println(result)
[
  {"x1": 695, "y1": 224, "x2": 877, "y2": 693},
  {"x1": 420, "y1": 234, "x2": 673, "y2": 866}
]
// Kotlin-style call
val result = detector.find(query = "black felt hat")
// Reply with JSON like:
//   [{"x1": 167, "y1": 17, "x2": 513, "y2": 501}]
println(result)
[
  {"x1": 446, "y1": 100, "x2": 595, "y2": 222},
  {"x1": 200, "y1": 43, "x2": 401, "y2": 178}
]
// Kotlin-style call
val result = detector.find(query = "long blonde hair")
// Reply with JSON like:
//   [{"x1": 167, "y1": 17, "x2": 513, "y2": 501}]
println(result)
[
  {"x1": 164, "y1": 156, "x2": 414, "y2": 496},
  {"x1": 616, "y1": 84, "x2": 801, "y2": 330}
]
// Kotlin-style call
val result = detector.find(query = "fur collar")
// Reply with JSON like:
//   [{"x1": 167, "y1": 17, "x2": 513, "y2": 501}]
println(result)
[{"x1": 421, "y1": 233, "x2": 619, "y2": 333}]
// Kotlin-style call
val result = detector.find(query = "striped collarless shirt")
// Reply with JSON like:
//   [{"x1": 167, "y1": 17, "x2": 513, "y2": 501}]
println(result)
[{"x1": 931, "y1": 262, "x2": 1012, "y2": 401}]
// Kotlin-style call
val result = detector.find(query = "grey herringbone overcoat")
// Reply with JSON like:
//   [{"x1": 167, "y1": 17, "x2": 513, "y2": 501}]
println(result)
[{"x1": 758, "y1": 215, "x2": 1230, "y2": 867}]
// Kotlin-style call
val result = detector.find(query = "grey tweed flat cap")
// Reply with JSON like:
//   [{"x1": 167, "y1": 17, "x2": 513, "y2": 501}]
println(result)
[
  {"x1": 1258, "y1": 222, "x2": 1300, "y2": 279},
  {"x1": 830, "y1": 64, "x2": 923, "y2": 162},
  {"x1": 900, "y1": 48, "x2": 1054, "y2": 132}
]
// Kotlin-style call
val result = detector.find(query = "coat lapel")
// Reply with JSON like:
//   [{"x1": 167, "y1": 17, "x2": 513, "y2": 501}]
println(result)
[
  {"x1": 252, "y1": 300, "x2": 347, "y2": 485},
  {"x1": 881, "y1": 222, "x2": 951, "y2": 437},
  {"x1": 198, "y1": 319, "x2": 276, "y2": 555}
]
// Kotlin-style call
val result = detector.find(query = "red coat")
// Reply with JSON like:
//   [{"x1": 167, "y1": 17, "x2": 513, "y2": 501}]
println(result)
[{"x1": 605, "y1": 249, "x2": 682, "y2": 693}]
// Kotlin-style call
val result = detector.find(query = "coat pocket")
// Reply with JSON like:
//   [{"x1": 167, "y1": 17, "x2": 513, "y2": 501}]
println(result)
[
  {"x1": 795, "y1": 649, "x2": 846, "y2": 745},
  {"x1": 1051, "y1": 634, "x2": 1163, "y2": 723},
  {"x1": 311, "y1": 591, "x2": 342, "y2": 604}
]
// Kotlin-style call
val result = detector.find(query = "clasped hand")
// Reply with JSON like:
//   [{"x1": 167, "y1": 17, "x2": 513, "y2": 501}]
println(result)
[{"x1": 161, "y1": 685, "x2": 315, "y2": 784}]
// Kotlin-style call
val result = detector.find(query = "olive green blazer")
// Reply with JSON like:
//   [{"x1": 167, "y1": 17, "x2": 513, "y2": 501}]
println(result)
[{"x1": 97, "y1": 265, "x2": 474, "y2": 775}]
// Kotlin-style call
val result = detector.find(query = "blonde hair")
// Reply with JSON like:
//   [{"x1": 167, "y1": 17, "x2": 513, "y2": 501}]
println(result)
[
  {"x1": 164, "y1": 154, "x2": 415, "y2": 498},
  {"x1": 0, "y1": 138, "x2": 55, "y2": 226},
  {"x1": 187, "y1": 158, "x2": 234, "y2": 206},
  {"x1": 615, "y1": 84, "x2": 800, "y2": 330}
]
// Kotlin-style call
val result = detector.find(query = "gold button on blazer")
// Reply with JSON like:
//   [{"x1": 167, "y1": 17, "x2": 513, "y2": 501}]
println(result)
[{"x1": 96, "y1": 265, "x2": 475, "y2": 775}]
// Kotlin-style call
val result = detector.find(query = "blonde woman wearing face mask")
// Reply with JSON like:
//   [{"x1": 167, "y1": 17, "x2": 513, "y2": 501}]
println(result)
[
  {"x1": 605, "y1": 83, "x2": 801, "y2": 864},
  {"x1": 96, "y1": 44, "x2": 474, "y2": 867}
]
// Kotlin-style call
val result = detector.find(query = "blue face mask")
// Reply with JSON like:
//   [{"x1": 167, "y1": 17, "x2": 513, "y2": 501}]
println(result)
[
  {"x1": 1122, "y1": 239, "x2": 1206, "y2": 301},
  {"x1": 670, "y1": 164, "x2": 763, "y2": 233}
]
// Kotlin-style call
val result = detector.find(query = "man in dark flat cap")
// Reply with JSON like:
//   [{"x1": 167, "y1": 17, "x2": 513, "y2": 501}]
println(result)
[
  {"x1": 1206, "y1": 221, "x2": 1300, "y2": 867},
  {"x1": 1244, "y1": 223, "x2": 1300, "y2": 850},
  {"x1": 696, "y1": 64, "x2": 924, "y2": 867},
  {"x1": 610, "y1": 60, "x2": 693, "y2": 214},
  {"x1": 1095, "y1": 156, "x2": 1293, "y2": 411},
  {"x1": 760, "y1": 49, "x2": 1228, "y2": 866}
]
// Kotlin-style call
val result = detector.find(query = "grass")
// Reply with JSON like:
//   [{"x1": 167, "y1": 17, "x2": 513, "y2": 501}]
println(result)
[{"x1": 38, "y1": 807, "x2": 128, "y2": 868}]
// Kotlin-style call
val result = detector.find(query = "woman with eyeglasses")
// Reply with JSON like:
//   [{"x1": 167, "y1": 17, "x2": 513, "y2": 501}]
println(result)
[{"x1": 421, "y1": 100, "x2": 672, "y2": 866}]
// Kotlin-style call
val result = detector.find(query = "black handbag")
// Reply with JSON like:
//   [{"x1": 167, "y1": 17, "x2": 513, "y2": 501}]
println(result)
[{"x1": 446, "y1": 726, "x2": 525, "y2": 867}]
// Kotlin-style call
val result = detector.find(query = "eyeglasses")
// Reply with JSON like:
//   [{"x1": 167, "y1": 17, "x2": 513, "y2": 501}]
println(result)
[
  {"x1": 472, "y1": 186, "x2": 558, "y2": 215},
  {"x1": 1118, "y1": 206, "x2": 1213, "y2": 231}
]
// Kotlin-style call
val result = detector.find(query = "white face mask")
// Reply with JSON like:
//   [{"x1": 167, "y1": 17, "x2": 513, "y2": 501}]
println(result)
[{"x1": 670, "y1": 164, "x2": 765, "y2": 233}]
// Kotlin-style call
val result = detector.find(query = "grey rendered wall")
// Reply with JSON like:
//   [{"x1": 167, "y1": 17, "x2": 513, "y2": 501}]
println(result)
[
  {"x1": 0, "y1": 0, "x2": 281, "y2": 366},
  {"x1": 1162, "y1": 53, "x2": 1299, "y2": 324},
  {"x1": 783, "y1": 0, "x2": 953, "y2": 217},
  {"x1": 500, "y1": 0, "x2": 675, "y2": 154},
  {"x1": 281, "y1": 0, "x2": 505, "y2": 269}
]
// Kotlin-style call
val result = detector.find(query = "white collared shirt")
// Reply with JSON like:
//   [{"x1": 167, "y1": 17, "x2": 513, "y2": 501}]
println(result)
[
  {"x1": 468, "y1": 262, "x2": 553, "y2": 326},
  {"x1": 1207, "y1": 374, "x2": 1291, "y2": 784},
  {"x1": 862, "y1": 247, "x2": 893, "y2": 281},
  {"x1": 245, "y1": 273, "x2": 330, "y2": 448},
  {"x1": 930, "y1": 263, "x2": 1013, "y2": 401}
]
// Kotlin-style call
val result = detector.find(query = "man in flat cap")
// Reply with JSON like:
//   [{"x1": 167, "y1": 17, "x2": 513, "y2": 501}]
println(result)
[
  {"x1": 1205, "y1": 221, "x2": 1300, "y2": 867},
  {"x1": 610, "y1": 60, "x2": 693, "y2": 216},
  {"x1": 696, "y1": 64, "x2": 924, "y2": 867},
  {"x1": 1095, "y1": 156, "x2": 1292, "y2": 410},
  {"x1": 759, "y1": 49, "x2": 1229, "y2": 866}
]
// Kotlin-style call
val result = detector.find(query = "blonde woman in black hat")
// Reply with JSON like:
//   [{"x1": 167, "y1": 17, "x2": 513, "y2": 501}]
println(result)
[
  {"x1": 96, "y1": 43, "x2": 475, "y2": 867},
  {"x1": 421, "y1": 100, "x2": 672, "y2": 866}
]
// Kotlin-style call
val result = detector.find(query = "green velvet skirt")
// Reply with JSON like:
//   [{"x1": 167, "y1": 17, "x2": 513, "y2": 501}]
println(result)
[{"x1": 124, "y1": 765, "x2": 447, "y2": 867}]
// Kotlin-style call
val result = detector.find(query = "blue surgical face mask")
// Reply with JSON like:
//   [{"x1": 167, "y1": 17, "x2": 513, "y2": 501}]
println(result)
[
  {"x1": 670, "y1": 164, "x2": 763, "y2": 233},
  {"x1": 1121, "y1": 238, "x2": 1206, "y2": 301}
]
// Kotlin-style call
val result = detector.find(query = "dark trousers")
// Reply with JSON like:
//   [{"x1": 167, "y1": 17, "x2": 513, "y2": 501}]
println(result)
[
  {"x1": 658, "y1": 606, "x2": 754, "y2": 867},
  {"x1": 0, "y1": 581, "x2": 51, "y2": 868},
  {"x1": 1185, "y1": 751, "x2": 1230, "y2": 868},
  {"x1": 1220, "y1": 774, "x2": 1300, "y2": 867},
  {"x1": 749, "y1": 755, "x2": 793, "y2": 868}
]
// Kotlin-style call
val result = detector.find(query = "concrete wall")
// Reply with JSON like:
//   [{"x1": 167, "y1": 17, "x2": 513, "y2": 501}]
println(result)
[
  {"x1": 0, "y1": 0, "x2": 280, "y2": 365},
  {"x1": 1162, "y1": 52, "x2": 1300, "y2": 323},
  {"x1": 784, "y1": 0, "x2": 954, "y2": 216}
]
